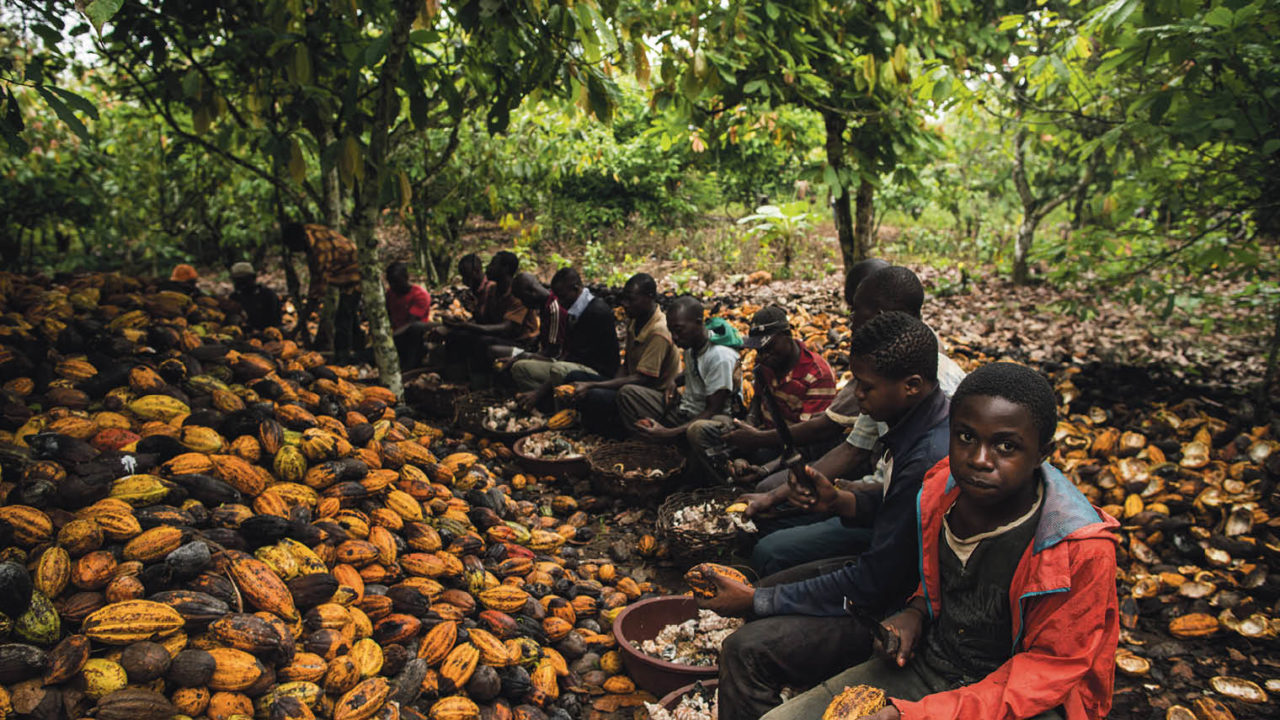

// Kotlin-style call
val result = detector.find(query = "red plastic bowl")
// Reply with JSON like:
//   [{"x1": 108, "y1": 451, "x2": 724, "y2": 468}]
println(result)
[
  {"x1": 612, "y1": 596, "x2": 719, "y2": 698},
  {"x1": 659, "y1": 679, "x2": 719, "y2": 711}
]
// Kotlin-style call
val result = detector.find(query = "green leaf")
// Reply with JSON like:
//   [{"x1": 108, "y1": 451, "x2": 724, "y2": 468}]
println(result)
[
  {"x1": 36, "y1": 86, "x2": 89, "y2": 141},
  {"x1": 1203, "y1": 6, "x2": 1233, "y2": 27},
  {"x1": 32, "y1": 24, "x2": 63, "y2": 48},
  {"x1": 51, "y1": 87, "x2": 98, "y2": 120},
  {"x1": 823, "y1": 163, "x2": 842, "y2": 198},
  {"x1": 364, "y1": 36, "x2": 390, "y2": 67},
  {"x1": 1263, "y1": 139, "x2": 1280, "y2": 155},
  {"x1": 82, "y1": 0, "x2": 124, "y2": 35},
  {"x1": 586, "y1": 74, "x2": 613, "y2": 123}
]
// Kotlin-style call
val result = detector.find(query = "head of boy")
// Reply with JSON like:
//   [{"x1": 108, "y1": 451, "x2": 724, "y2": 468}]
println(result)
[
  {"x1": 386, "y1": 261, "x2": 412, "y2": 295},
  {"x1": 458, "y1": 253, "x2": 483, "y2": 289},
  {"x1": 847, "y1": 311, "x2": 937, "y2": 425},
  {"x1": 550, "y1": 267, "x2": 584, "y2": 308},
  {"x1": 230, "y1": 262, "x2": 256, "y2": 292},
  {"x1": 743, "y1": 306, "x2": 796, "y2": 374},
  {"x1": 511, "y1": 272, "x2": 548, "y2": 308},
  {"x1": 850, "y1": 265, "x2": 924, "y2": 332},
  {"x1": 282, "y1": 222, "x2": 309, "y2": 253},
  {"x1": 667, "y1": 296, "x2": 707, "y2": 350},
  {"x1": 621, "y1": 273, "x2": 657, "y2": 320},
  {"x1": 843, "y1": 258, "x2": 890, "y2": 309},
  {"x1": 949, "y1": 362, "x2": 1057, "y2": 508},
  {"x1": 486, "y1": 251, "x2": 519, "y2": 286}
]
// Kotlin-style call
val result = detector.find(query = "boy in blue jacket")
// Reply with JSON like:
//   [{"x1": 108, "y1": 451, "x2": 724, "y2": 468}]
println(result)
[{"x1": 699, "y1": 311, "x2": 950, "y2": 720}]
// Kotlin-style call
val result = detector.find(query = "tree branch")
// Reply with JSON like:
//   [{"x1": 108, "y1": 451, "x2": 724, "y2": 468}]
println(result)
[{"x1": 96, "y1": 42, "x2": 321, "y2": 213}]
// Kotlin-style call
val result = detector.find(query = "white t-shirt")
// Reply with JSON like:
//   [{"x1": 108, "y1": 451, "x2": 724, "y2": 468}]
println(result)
[{"x1": 679, "y1": 343, "x2": 739, "y2": 416}]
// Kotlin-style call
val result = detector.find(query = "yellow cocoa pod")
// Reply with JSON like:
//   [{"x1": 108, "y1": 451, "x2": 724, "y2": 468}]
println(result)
[
  {"x1": 822, "y1": 685, "x2": 887, "y2": 720},
  {"x1": 83, "y1": 600, "x2": 185, "y2": 644}
]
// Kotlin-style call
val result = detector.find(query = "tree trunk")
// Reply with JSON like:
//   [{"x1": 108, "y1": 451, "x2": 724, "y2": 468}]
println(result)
[
  {"x1": 318, "y1": 123, "x2": 344, "y2": 229},
  {"x1": 1012, "y1": 218, "x2": 1036, "y2": 285},
  {"x1": 823, "y1": 110, "x2": 856, "y2": 272},
  {"x1": 853, "y1": 176, "x2": 875, "y2": 262},
  {"x1": 1255, "y1": 293, "x2": 1280, "y2": 423},
  {"x1": 347, "y1": 0, "x2": 417, "y2": 397}
]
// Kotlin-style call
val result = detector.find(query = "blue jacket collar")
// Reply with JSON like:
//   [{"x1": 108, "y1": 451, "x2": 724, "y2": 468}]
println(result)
[{"x1": 944, "y1": 462, "x2": 1103, "y2": 553}]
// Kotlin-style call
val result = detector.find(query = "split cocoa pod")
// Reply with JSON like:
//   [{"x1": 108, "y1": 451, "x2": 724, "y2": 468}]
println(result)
[
  {"x1": 683, "y1": 563, "x2": 752, "y2": 599},
  {"x1": 822, "y1": 685, "x2": 887, "y2": 720}
]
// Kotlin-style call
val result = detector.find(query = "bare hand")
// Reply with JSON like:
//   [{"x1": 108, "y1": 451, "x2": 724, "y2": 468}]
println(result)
[
  {"x1": 735, "y1": 492, "x2": 776, "y2": 519},
  {"x1": 876, "y1": 608, "x2": 926, "y2": 668},
  {"x1": 662, "y1": 383, "x2": 679, "y2": 409},
  {"x1": 572, "y1": 381, "x2": 596, "y2": 397},
  {"x1": 696, "y1": 574, "x2": 755, "y2": 617},
  {"x1": 724, "y1": 420, "x2": 769, "y2": 449},
  {"x1": 493, "y1": 356, "x2": 515, "y2": 371},
  {"x1": 634, "y1": 418, "x2": 679, "y2": 441},
  {"x1": 861, "y1": 707, "x2": 901, "y2": 720},
  {"x1": 733, "y1": 464, "x2": 766, "y2": 486},
  {"x1": 786, "y1": 465, "x2": 841, "y2": 514},
  {"x1": 515, "y1": 390, "x2": 538, "y2": 410}
]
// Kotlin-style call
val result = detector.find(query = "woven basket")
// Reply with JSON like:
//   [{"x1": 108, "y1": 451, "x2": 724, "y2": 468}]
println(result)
[
  {"x1": 456, "y1": 391, "x2": 547, "y2": 442},
  {"x1": 657, "y1": 487, "x2": 747, "y2": 565},
  {"x1": 587, "y1": 440, "x2": 685, "y2": 501},
  {"x1": 404, "y1": 380, "x2": 468, "y2": 421}
]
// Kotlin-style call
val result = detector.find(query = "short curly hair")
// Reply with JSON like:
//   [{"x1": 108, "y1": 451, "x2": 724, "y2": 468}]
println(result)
[
  {"x1": 849, "y1": 311, "x2": 937, "y2": 382},
  {"x1": 952, "y1": 362, "x2": 1058, "y2": 446},
  {"x1": 857, "y1": 265, "x2": 925, "y2": 316}
]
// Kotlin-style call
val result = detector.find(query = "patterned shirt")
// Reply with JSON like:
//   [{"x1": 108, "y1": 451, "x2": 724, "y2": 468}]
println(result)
[
  {"x1": 754, "y1": 339, "x2": 837, "y2": 426},
  {"x1": 303, "y1": 224, "x2": 360, "y2": 299}
]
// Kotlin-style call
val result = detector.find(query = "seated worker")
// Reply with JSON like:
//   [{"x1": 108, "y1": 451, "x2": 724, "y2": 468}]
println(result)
[
  {"x1": 736, "y1": 305, "x2": 838, "y2": 465},
  {"x1": 761, "y1": 363, "x2": 1120, "y2": 720},
  {"x1": 228, "y1": 262, "x2": 281, "y2": 331},
  {"x1": 283, "y1": 222, "x2": 362, "y2": 363},
  {"x1": 697, "y1": 311, "x2": 950, "y2": 720},
  {"x1": 510, "y1": 267, "x2": 620, "y2": 408},
  {"x1": 457, "y1": 252, "x2": 492, "y2": 316},
  {"x1": 492, "y1": 271, "x2": 562, "y2": 361},
  {"x1": 723, "y1": 258, "x2": 888, "y2": 464},
  {"x1": 440, "y1": 251, "x2": 538, "y2": 377},
  {"x1": 619, "y1": 295, "x2": 741, "y2": 485},
  {"x1": 385, "y1": 261, "x2": 431, "y2": 370},
  {"x1": 738, "y1": 265, "x2": 969, "y2": 576},
  {"x1": 569, "y1": 273, "x2": 680, "y2": 438}
]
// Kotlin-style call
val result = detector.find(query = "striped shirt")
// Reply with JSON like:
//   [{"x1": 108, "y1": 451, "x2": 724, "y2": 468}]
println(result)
[{"x1": 755, "y1": 340, "x2": 838, "y2": 425}]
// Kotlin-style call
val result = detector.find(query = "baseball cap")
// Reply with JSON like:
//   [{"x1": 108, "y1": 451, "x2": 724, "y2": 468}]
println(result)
[
  {"x1": 230, "y1": 262, "x2": 256, "y2": 279},
  {"x1": 741, "y1": 305, "x2": 791, "y2": 349}
]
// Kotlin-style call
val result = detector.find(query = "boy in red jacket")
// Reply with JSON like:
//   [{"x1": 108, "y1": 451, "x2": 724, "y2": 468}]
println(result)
[{"x1": 762, "y1": 362, "x2": 1119, "y2": 720}]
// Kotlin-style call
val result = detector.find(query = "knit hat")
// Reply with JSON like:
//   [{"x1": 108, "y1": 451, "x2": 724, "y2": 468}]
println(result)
[
  {"x1": 170, "y1": 264, "x2": 198, "y2": 283},
  {"x1": 230, "y1": 262, "x2": 256, "y2": 279}
]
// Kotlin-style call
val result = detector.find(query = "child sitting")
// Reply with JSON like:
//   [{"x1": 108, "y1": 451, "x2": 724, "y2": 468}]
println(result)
[
  {"x1": 700, "y1": 312, "x2": 950, "y2": 720},
  {"x1": 761, "y1": 362, "x2": 1119, "y2": 720}
]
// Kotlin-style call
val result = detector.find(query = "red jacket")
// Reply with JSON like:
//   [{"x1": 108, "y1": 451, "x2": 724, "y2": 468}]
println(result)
[{"x1": 895, "y1": 457, "x2": 1120, "y2": 720}]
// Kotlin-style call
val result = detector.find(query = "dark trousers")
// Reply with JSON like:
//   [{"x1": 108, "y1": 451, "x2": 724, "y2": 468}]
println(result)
[
  {"x1": 563, "y1": 371, "x2": 623, "y2": 438},
  {"x1": 394, "y1": 323, "x2": 427, "y2": 371},
  {"x1": 718, "y1": 556, "x2": 869, "y2": 720},
  {"x1": 333, "y1": 287, "x2": 362, "y2": 362}
]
